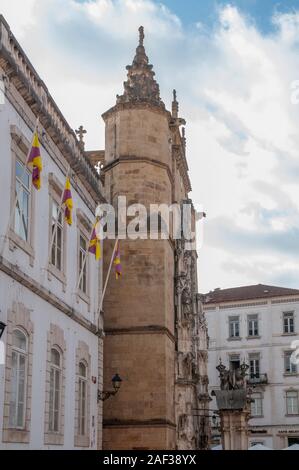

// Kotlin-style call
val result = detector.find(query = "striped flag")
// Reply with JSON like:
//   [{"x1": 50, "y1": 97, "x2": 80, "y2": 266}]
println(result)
[
  {"x1": 114, "y1": 240, "x2": 122, "y2": 279},
  {"x1": 27, "y1": 131, "x2": 42, "y2": 190},
  {"x1": 62, "y1": 177, "x2": 73, "y2": 226},
  {"x1": 89, "y1": 219, "x2": 101, "y2": 260}
]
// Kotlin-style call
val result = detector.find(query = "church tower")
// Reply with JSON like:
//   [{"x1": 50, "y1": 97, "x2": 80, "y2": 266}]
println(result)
[{"x1": 101, "y1": 27, "x2": 209, "y2": 450}]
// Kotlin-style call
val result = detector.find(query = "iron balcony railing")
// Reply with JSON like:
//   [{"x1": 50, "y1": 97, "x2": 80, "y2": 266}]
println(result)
[{"x1": 247, "y1": 373, "x2": 268, "y2": 385}]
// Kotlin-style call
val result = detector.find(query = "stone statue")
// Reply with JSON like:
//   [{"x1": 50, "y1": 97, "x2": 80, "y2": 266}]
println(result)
[{"x1": 216, "y1": 360, "x2": 249, "y2": 391}]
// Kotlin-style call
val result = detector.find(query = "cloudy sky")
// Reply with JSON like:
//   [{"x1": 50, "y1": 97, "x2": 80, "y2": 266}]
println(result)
[{"x1": 1, "y1": 0, "x2": 299, "y2": 292}]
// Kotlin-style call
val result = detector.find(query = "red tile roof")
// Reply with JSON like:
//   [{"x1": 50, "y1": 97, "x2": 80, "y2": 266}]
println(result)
[{"x1": 202, "y1": 284, "x2": 299, "y2": 304}]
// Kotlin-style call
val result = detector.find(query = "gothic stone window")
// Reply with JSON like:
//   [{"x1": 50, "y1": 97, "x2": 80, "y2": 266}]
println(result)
[{"x1": 2, "y1": 303, "x2": 33, "y2": 444}]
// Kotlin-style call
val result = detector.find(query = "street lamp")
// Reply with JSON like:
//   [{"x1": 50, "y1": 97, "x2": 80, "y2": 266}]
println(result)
[
  {"x1": 98, "y1": 374, "x2": 122, "y2": 402},
  {"x1": 0, "y1": 322, "x2": 6, "y2": 340}
]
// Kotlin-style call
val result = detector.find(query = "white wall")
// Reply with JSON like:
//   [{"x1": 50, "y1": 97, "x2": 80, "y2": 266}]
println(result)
[
  {"x1": 0, "y1": 74, "x2": 103, "y2": 449},
  {"x1": 205, "y1": 297, "x2": 299, "y2": 450}
]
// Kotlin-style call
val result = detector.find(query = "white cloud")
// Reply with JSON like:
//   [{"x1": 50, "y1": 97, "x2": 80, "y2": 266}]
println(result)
[{"x1": 1, "y1": 1, "x2": 299, "y2": 292}]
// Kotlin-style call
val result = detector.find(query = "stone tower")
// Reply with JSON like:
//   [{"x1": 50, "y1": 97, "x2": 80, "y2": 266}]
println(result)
[{"x1": 101, "y1": 27, "x2": 209, "y2": 450}]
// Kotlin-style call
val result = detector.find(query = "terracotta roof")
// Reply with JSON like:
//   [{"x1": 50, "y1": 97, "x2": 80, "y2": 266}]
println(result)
[{"x1": 202, "y1": 284, "x2": 299, "y2": 304}]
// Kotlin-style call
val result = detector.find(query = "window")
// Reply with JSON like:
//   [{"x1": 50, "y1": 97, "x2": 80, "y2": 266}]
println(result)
[
  {"x1": 286, "y1": 390, "x2": 299, "y2": 415},
  {"x1": 251, "y1": 441, "x2": 264, "y2": 447},
  {"x1": 249, "y1": 354, "x2": 260, "y2": 379},
  {"x1": 248, "y1": 314, "x2": 259, "y2": 337},
  {"x1": 51, "y1": 200, "x2": 63, "y2": 271},
  {"x1": 78, "y1": 362, "x2": 87, "y2": 436},
  {"x1": 283, "y1": 312, "x2": 295, "y2": 334},
  {"x1": 229, "y1": 316, "x2": 240, "y2": 338},
  {"x1": 229, "y1": 354, "x2": 240, "y2": 371},
  {"x1": 285, "y1": 351, "x2": 297, "y2": 374},
  {"x1": 251, "y1": 393, "x2": 263, "y2": 417},
  {"x1": 49, "y1": 348, "x2": 61, "y2": 432},
  {"x1": 15, "y1": 160, "x2": 31, "y2": 242},
  {"x1": 78, "y1": 235, "x2": 88, "y2": 294},
  {"x1": 9, "y1": 329, "x2": 27, "y2": 428}
]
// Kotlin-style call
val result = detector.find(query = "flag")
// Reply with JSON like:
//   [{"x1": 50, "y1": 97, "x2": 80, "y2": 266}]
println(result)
[
  {"x1": 89, "y1": 219, "x2": 101, "y2": 260},
  {"x1": 62, "y1": 177, "x2": 73, "y2": 226},
  {"x1": 114, "y1": 240, "x2": 122, "y2": 279},
  {"x1": 27, "y1": 131, "x2": 42, "y2": 190}
]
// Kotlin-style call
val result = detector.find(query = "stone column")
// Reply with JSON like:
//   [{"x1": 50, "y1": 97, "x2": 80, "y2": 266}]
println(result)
[{"x1": 213, "y1": 390, "x2": 251, "y2": 450}]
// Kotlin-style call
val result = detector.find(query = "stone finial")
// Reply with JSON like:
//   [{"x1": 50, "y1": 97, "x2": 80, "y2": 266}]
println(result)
[
  {"x1": 75, "y1": 125, "x2": 87, "y2": 150},
  {"x1": 139, "y1": 26, "x2": 145, "y2": 46},
  {"x1": 116, "y1": 26, "x2": 165, "y2": 108},
  {"x1": 172, "y1": 89, "x2": 179, "y2": 118}
]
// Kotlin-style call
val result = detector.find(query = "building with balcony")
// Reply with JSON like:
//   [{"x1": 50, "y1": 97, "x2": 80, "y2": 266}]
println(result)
[{"x1": 204, "y1": 284, "x2": 299, "y2": 449}]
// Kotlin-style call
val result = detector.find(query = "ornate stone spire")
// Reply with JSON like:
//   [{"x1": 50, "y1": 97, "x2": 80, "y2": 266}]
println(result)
[{"x1": 116, "y1": 26, "x2": 165, "y2": 108}]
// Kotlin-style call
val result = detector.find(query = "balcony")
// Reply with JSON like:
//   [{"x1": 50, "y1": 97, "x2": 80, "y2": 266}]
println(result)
[{"x1": 247, "y1": 373, "x2": 268, "y2": 385}]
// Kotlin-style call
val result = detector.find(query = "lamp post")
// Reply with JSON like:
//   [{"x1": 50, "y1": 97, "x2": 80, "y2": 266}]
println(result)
[
  {"x1": 0, "y1": 322, "x2": 6, "y2": 340},
  {"x1": 98, "y1": 374, "x2": 122, "y2": 402}
]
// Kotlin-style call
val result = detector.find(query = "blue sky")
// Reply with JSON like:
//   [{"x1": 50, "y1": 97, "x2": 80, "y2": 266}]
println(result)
[
  {"x1": 153, "y1": 0, "x2": 299, "y2": 32},
  {"x1": 1, "y1": 0, "x2": 299, "y2": 292}
]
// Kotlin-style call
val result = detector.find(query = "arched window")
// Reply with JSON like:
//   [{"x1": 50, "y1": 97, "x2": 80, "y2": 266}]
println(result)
[
  {"x1": 78, "y1": 361, "x2": 87, "y2": 436},
  {"x1": 49, "y1": 347, "x2": 62, "y2": 432},
  {"x1": 9, "y1": 329, "x2": 28, "y2": 429}
]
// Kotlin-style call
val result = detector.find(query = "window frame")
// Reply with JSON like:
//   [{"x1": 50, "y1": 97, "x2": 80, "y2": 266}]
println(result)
[
  {"x1": 249, "y1": 353, "x2": 260, "y2": 379},
  {"x1": 286, "y1": 390, "x2": 299, "y2": 416},
  {"x1": 250, "y1": 392, "x2": 263, "y2": 417},
  {"x1": 47, "y1": 174, "x2": 67, "y2": 288},
  {"x1": 3, "y1": 303, "x2": 34, "y2": 444},
  {"x1": 284, "y1": 351, "x2": 297, "y2": 375},
  {"x1": 283, "y1": 312, "x2": 295, "y2": 335},
  {"x1": 14, "y1": 160, "x2": 31, "y2": 243},
  {"x1": 9, "y1": 126, "x2": 36, "y2": 264},
  {"x1": 76, "y1": 209, "x2": 92, "y2": 306},
  {"x1": 78, "y1": 233, "x2": 89, "y2": 296},
  {"x1": 9, "y1": 328, "x2": 28, "y2": 430},
  {"x1": 228, "y1": 316, "x2": 240, "y2": 339},
  {"x1": 48, "y1": 347, "x2": 62, "y2": 434},
  {"x1": 78, "y1": 361, "x2": 88, "y2": 437},
  {"x1": 50, "y1": 199, "x2": 64, "y2": 273},
  {"x1": 248, "y1": 314, "x2": 259, "y2": 337}
]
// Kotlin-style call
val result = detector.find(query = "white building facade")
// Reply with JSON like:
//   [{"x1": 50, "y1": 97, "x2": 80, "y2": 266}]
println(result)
[
  {"x1": 204, "y1": 284, "x2": 299, "y2": 450},
  {"x1": 0, "y1": 15, "x2": 104, "y2": 449}
]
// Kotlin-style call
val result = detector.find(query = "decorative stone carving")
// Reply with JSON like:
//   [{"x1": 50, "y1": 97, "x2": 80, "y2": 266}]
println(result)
[
  {"x1": 216, "y1": 360, "x2": 249, "y2": 391},
  {"x1": 116, "y1": 27, "x2": 165, "y2": 109}
]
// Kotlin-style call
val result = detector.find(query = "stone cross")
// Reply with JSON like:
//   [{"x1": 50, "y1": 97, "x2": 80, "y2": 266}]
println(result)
[{"x1": 75, "y1": 125, "x2": 87, "y2": 149}]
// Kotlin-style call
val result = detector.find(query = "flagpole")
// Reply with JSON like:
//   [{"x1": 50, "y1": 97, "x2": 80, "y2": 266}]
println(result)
[
  {"x1": 76, "y1": 245, "x2": 89, "y2": 291},
  {"x1": 98, "y1": 238, "x2": 118, "y2": 315},
  {"x1": 0, "y1": 117, "x2": 39, "y2": 258},
  {"x1": 48, "y1": 166, "x2": 71, "y2": 267},
  {"x1": 76, "y1": 218, "x2": 99, "y2": 291}
]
